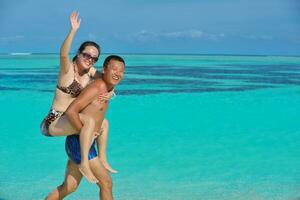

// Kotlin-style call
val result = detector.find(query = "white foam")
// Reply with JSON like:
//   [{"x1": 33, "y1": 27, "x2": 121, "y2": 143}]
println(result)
[{"x1": 9, "y1": 52, "x2": 32, "y2": 56}]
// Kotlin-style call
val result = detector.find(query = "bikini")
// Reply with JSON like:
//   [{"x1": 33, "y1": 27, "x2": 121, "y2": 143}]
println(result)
[{"x1": 56, "y1": 78, "x2": 83, "y2": 98}]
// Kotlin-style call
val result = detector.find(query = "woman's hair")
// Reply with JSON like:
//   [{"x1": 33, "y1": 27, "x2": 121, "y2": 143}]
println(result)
[
  {"x1": 103, "y1": 55, "x2": 125, "y2": 68},
  {"x1": 72, "y1": 41, "x2": 101, "y2": 61}
]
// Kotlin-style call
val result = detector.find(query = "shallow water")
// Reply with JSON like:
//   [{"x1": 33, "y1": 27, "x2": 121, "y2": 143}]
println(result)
[{"x1": 0, "y1": 54, "x2": 299, "y2": 200}]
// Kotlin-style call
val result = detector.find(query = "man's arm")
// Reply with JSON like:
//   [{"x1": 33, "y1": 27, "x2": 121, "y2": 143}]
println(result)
[{"x1": 65, "y1": 82, "x2": 100, "y2": 131}]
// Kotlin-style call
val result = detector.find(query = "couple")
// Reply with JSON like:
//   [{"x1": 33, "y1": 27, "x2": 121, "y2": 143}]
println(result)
[{"x1": 41, "y1": 11, "x2": 125, "y2": 200}]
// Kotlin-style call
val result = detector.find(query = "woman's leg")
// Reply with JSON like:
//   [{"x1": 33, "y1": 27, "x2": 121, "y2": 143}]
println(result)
[
  {"x1": 97, "y1": 119, "x2": 118, "y2": 173},
  {"x1": 49, "y1": 114, "x2": 98, "y2": 183},
  {"x1": 45, "y1": 160, "x2": 83, "y2": 200},
  {"x1": 48, "y1": 114, "x2": 93, "y2": 137},
  {"x1": 89, "y1": 157, "x2": 114, "y2": 200},
  {"x1": 78, "y1": 115, "x2": 99, "y2": 183}
]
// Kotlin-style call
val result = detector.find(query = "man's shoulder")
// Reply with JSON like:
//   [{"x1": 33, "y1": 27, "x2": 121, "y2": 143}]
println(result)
[{"x1": 88, "y1": 79, "x2": 107, "y2": 93}]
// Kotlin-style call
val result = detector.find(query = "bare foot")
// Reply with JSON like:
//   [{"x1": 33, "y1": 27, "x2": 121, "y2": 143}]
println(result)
[
  {"x1": 79, "y1": 163, "x2": 98, "y2": 183},
  {"x1": 100, "y1": 157, "x2": 118, "y2": 174}
]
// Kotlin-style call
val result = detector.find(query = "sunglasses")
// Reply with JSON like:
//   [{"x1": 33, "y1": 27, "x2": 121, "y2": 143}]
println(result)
[{"x1": 81, "y1": 52, "x2": 99, "y2": 63}]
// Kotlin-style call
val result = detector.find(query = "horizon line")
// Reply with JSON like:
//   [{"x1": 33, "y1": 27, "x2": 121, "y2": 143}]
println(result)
[{"x1": 1, "y1": 52, "x2": 300, "y2": 57}]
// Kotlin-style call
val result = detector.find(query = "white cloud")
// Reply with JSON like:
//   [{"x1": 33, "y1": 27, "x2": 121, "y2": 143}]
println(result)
[
  {"x1": 163, "y1": 30, "x2": 203, "y2": 39},
  {"x1": 0, "y1": 35, "x2": 24, "y2": 42},
  {"x1": 244, "y1": 35, "x2": 274, "y2": 40},
  {"x1": 134, "y1": 30, "x2": 158, "y2": 42},
  {"x1": 205, "y1": 33, "x2": 225, "y2": 41},
  {"x1": 123, "y1": 29, "x2": 226, "y2": 42}
]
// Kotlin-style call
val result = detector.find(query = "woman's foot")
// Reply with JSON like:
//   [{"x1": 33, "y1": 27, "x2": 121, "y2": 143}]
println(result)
[
  {"x1": 79, "y1": 163, "x2": 98, "y2": 183},
  {"x1": 100, "y1": 157, "x2": 118, "y2": 174}
]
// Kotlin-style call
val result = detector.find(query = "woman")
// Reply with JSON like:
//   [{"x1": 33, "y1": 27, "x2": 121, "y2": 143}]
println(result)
[{"x1": 41, "y1": 11, "x2": 116, "y2": 183}]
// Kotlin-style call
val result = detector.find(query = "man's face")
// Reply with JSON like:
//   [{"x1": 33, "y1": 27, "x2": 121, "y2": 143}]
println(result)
[{"x1": 103, "y1": 59, "x2": 125, "y2": 86}]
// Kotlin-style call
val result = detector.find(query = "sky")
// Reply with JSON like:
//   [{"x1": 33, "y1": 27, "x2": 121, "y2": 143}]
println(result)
[{"x1": 0, "y1": 0, "x2": 299, "y2": 55}]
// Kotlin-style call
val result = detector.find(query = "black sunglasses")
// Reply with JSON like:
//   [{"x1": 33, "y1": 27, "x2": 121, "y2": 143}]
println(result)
[{"x1": 81, "y1": 52, "x2": 99, "y2": 63}]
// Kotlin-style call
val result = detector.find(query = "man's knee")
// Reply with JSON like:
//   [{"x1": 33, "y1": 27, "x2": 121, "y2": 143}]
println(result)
[
  {"x1": 62, "y1": 180, "x2": 79, "y2": 193},
  {"x1": 99, "y1": 176, "x2": 113, "y2": 189}
]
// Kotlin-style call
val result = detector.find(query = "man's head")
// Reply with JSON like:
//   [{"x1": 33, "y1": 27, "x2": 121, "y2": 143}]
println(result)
[{"x1": 102, "y1": 55, "x2": 125, "y2": 87}]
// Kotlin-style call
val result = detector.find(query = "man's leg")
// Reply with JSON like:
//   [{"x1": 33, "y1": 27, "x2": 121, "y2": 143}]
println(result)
[
  {"x1": 45, "y1": 160, "x2": 82, "y2": 200},
  {"x1": 89, "y1": 157, "x2": 113, "y2": 200}
]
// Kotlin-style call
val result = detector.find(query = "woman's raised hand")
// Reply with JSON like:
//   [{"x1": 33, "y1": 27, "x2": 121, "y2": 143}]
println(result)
[{"x1": 70, "y1": 11, "x2": 81, "y2": 31}]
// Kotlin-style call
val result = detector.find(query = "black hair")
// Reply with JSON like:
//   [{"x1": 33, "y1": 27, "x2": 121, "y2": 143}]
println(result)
[
  {"x1": 103, "y1": 55, "x2": 125, "y2": 68},
  {"x1": 72, "y1": 41, "x2": 101, "y2": 61}
]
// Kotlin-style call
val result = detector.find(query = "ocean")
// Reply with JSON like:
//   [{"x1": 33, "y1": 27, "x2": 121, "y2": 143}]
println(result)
[{"x1": 0, "y1": 54, "x2": 299, "y2": 200}]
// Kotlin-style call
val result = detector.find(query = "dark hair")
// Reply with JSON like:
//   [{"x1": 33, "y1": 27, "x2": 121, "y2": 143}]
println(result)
[
  {"x1": 103, "y1": 55, "x2": 125, "y2": 68},
  {"x1": 72, "y1": 41, "x2": 101, "y2": 61}
]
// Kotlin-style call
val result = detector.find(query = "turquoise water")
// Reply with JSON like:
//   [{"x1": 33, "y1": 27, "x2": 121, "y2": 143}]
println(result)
[{"x1": 0, "y1": 54, "x2": 300, "y2": 200}]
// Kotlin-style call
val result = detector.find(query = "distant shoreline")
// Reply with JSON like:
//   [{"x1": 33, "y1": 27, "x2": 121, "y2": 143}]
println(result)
[{"x1": 1, "y1": 52, "x2": 300, "y2": 57}]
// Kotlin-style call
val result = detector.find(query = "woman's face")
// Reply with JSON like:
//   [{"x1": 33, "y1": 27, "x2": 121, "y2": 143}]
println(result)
[
  {"x1": 103, "y1": 59, "x2": 125, "y2": 87},
  {"x1": 77, "y1": 46, "x2": 99, "y2": 70}
]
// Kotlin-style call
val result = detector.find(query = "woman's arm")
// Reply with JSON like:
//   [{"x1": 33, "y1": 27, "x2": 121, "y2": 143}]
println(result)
[{"x1": 60, "y1": 11, "x2": 81, "y2": 74}]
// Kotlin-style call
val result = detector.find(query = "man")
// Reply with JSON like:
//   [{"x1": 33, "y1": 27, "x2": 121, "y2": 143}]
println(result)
[{"x1": 46, "y1": 55, "x2": 125, "y2": 200}]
